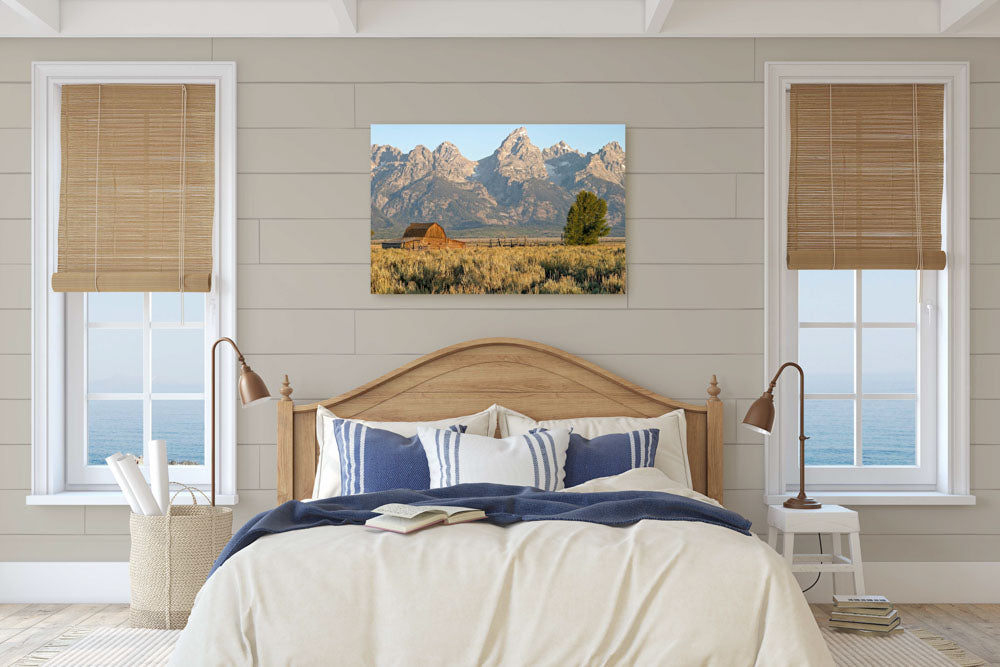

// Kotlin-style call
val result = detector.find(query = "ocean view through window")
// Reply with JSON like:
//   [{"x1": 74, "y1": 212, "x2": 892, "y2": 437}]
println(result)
[
  {"x1": 86, "y1": 292, "x2": 207, "y2": 466},
  {"x1": 798, "y1": 270, "x2": 920, "y2": 467}
]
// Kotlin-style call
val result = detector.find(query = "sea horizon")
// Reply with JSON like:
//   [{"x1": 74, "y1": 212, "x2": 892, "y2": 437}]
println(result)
[{"x1": 88, "y1": 400, "x2": 205, "y2": 465}]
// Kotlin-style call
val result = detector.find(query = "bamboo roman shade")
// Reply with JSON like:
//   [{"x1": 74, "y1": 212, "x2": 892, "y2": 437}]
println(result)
[
  {"x1": 52, "y1": 84, "x2": 216, "y2": 292},
  {"x1": 787, "y1": 83, "x2": 946, "y2": 270}
]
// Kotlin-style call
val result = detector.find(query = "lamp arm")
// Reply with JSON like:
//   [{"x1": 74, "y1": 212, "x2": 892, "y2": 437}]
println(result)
[
  {"x1": 769, "y1": 361, "x2": 812, "y2": 503},
  {"x1": 767, "y1": 361, "x2": 803, "y2": 391},
  {"x1": 212, "y1": 336, "x2": 245, "y2": 364},
  {"x1": 209, "y1": 336, "x2": 243, "y2": 507},
  {"x1": 768, "y1": 360, "x2": 807, "y2": 442}
]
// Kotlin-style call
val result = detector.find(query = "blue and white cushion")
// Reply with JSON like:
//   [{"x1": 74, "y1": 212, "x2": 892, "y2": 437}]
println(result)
[
  {"x1": 313, "y1": 405, "x2": 499, "y2": 499},
  {"x1": 560, "y1": 428, "x2": 660, "y2": 487},
  {"x1": 417, "y1": 427, "x2": 571, "y2": 491},
  {"x1": 498, "y1": 406, "x2": 691, "y2": 488},
  {"x1": 333, "y1": 419, "x2": 465, "y2": 496}
]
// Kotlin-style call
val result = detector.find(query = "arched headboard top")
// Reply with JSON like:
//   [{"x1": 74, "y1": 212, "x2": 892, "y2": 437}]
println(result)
[{"x1": 277, "y1": 338, "x2": 724, "y2": 504}]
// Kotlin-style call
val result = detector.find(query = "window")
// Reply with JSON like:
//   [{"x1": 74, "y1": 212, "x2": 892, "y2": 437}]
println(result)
[
  {"x1": 65, "y1": 292, "x2": 210, "y2": 488},
  {"x1": 764, "y1": 62, "x2": 971, "y2": 504},
  {"x1": 29, "y1": 62, "x2": 237, "y2": 504},
  {"x1": 795, "y1": 269, "x2": 936, "y2": 486}
]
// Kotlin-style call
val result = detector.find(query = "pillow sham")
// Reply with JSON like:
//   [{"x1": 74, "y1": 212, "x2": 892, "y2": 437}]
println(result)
[
  {"x1": 498, "y1": 406, "x2": 691, "y2": 489},
  {"x1": 312, "y1": 405, "x2": 498, "y2": 499},
  {"x1": 563, "y1": 468, "x2": 724, "y2": 508},
  {"x1": 560, "y1": 428, "x2": 660, "y2": 488},
  {"x1": 332, "y1": 420, "x2": 465, "y2": 496},
  {"x1": 417, "y1": 427, "x2": 571, "y2": 491}
]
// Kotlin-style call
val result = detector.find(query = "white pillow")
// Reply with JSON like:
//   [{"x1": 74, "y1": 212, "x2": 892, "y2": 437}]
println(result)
[
  {"x1": 564, "y1": 467, "x2": 683, "y2": 494},
  {"x1": 498, "y1": 406, "x2": 692, "y2": 489},
  {"x1": 418, "y1": 427, "x2": 571, "y2": 491},
  {"x1": 312, "y1": 404, "x2": 498, "y2": 499},
  {"x1": 564, "y1": 468, "x2": 722, "y2": 508}
]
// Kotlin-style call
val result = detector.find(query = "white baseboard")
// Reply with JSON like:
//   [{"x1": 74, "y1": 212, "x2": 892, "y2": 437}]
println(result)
[
  {"x1": 2, "y1": 561, "x2": 999, "y2": 604},
  {"x1": 800, "y1": 561, "x2": 1000, "y2": 603},
  {"x1": 0, "y1": 562, "x2": 130, "y2": 603}
]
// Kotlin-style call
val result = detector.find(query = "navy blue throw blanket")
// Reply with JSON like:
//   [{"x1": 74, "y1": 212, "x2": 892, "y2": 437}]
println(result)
[{"x1": 211, "y1": 483, "x2": 751, "y2": 576}]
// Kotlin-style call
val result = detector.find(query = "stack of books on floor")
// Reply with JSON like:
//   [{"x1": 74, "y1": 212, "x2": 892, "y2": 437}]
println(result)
[{"x1": 829, "y1": 595, "x2": 901, "y2": 634}]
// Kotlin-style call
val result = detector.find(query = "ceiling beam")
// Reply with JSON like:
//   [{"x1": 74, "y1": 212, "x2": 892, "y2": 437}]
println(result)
[
  {"x1": 644, "y1": 0, "x2": 675, "y2": 34},
  {"x1": 940, "y1": 0, "x2": 1000, "y2": 32},
  {"x1": 1, "y1": 0, "x2": 998, "y2": 38},
  {"x1": 1, "y1": 0, "x2": 59, "y2": 31},
  {"x1": 330, "y1": 0, "x2": 357, "y2": 32}
]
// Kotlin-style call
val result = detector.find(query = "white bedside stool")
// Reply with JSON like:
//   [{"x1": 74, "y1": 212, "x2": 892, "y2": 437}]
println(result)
[{"x1": 767, "y1": 504, "x2": 865, "y2": 595}]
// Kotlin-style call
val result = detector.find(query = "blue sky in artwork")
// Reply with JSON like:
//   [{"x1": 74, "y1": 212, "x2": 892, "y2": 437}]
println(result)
[{"x1": 371, "y1": 124, "x2": 626, "y2": 160}]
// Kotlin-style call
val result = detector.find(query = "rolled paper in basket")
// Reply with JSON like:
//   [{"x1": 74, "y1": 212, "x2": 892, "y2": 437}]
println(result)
[
  {"x1": 116, "y1": 454, "x2": 161, "y2": 516},
  {"x1": 106, "y1": 454, "x2": 142, "y2": 514},
  {"x1": 149, "y1": 440, "x2": 170, "y2": 516}
]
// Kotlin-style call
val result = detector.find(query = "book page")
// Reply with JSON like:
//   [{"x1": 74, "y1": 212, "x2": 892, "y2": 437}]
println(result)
[
  {"x1": 365, "y1": 514, "x2": 446, "y2": 534},
  {"x1": 414, "y1": 505, "x2": 480, "y2": 517},
  {"x1": 372, "y1": 503, "x2": 443, "y2": 519}
]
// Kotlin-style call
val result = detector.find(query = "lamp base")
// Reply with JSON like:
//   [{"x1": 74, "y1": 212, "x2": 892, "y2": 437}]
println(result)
[{"x1": 783, "y1": 496, "x2": 822, "y2": 510}]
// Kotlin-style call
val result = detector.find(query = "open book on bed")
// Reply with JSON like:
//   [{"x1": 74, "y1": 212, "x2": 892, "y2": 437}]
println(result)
[{"x1": 365, "y1": 503, "x2": 486, "y2": 534}]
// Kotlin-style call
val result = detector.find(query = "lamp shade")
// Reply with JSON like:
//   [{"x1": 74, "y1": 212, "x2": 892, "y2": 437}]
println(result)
[
  {"x1": 238, "y1": 363, "x2": 271, "y2": 407},
  {"x1": 742, "y1": 391, "x2": 775, "y2": 435}
]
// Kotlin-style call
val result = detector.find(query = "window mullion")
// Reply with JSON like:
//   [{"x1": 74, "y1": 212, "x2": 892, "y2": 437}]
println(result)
[
  {"x1": 142, "y1": 292, "x2": 152, "y2": 465},
  {"x1": 854, "y1": 270, "x2": 863, "y2": 467},
  {"x1": 81, "y1": 295, "x2": 89, "y2": 470}
]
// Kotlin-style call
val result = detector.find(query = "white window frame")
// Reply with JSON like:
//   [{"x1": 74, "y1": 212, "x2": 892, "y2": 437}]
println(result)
[
  {"x1": 763, "y1": 61, "x2": 973, "y2": 506},
  {"x1": 28, "y1": 62, "x2": 238, "y2": 506}
]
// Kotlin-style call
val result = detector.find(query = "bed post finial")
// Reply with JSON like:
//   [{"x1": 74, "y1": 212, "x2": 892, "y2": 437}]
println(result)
[
  {"x1": 706, "y1": 374, "x2": 723, "y2": 504},
  {"x1": 277, "y1": 374, "x2": 295, "y2": 503},
  {"x1": 707, "y1": 374, "x2": 721, "y2": 402}
]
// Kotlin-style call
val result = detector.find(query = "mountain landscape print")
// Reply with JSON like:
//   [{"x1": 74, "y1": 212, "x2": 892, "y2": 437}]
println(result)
[{"x1": 371, "y1": 124, "x2": 626, "y2": 295}]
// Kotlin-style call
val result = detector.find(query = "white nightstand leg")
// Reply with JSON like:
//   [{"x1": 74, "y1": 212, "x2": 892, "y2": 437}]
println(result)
[
  {"x1": 782, "y1": 532, "x2": 795, "y2": 565},
  {"x1": 768, "y1": 525, "x2": 777, "y2": 550},
  {"x1": 848, "y1": 532, "x2": 866, "y2": 594},
  {"x1": 831, "y1": 533, "x2": 842, "y2": 595}
]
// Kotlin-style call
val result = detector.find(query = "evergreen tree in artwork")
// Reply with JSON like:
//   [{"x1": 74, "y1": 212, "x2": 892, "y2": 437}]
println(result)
[{"x1": 563, "y1": 190, "x2": 610, "y2": 245}]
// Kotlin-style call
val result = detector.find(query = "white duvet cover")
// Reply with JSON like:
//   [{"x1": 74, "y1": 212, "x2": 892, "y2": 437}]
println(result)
[{"x1": 172, "y1": 469, "x2": 833, "y2": 666}]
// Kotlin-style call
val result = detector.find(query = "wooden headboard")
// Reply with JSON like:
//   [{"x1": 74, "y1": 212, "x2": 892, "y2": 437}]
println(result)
[{"x1": 276, "y1": 338, "x2": 724, "y2": 504}]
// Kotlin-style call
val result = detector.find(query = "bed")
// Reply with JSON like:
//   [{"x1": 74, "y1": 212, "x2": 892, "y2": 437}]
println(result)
[{"x1": 171, "y1": 338, "x2": 833, "y2": 666}]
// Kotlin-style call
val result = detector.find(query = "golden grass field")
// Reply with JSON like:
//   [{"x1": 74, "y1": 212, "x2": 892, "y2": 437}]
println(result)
[{"x1": 371, "y1": 244, "x2": 626, "y2": 294}]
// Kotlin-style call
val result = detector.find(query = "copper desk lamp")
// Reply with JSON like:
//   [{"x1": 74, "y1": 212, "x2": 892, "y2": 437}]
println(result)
[
  {"x1": 743, "y1": 362, "x2": 821, "y2": 510},
  {"x1": 210, "y1": 337, "x2": 271, "y2": 506}
]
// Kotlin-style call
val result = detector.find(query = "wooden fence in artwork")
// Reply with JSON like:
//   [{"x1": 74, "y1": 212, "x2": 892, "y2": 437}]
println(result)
[{"x1": 372, "y1": 236, "x2": 625, "y2": 249}]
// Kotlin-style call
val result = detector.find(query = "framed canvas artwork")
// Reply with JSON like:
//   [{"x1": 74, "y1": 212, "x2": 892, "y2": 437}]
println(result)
[{"x1": 370, "y1": 124, "x2": 626, "y2": 294}]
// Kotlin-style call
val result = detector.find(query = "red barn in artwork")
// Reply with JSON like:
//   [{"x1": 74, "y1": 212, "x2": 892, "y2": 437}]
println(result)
[{"x1": 381, "y1": 223, "x2": 465, "y2": 249}]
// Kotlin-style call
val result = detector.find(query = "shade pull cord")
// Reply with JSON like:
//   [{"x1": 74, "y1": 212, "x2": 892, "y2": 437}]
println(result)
[
  {"x1": 93, "y1": 85, "x2": 102, "y2": 292},
  {"x1": 828, "y1": 84, "x2": 837, "y2": 270},
  {"x1": 788, "y1": 87, "x2": 799, "y2": 258},
  {"x1": 178, "y1": 85, "x2": 188, "y2": 294},
  {"x1": 912, "y1": 84, "x2": 924, "y2": 272}
]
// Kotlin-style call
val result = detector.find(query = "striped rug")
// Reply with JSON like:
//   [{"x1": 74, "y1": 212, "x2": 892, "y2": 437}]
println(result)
[
  {"x1": 12, "y1": 624, "x2": 987, "y2": 666},
  {"x1": 12, "y1": 627, "x2": 181, "y2": 667},
  {"x1": 822, "y1": 626, "x2": 986, "y2": 667}
]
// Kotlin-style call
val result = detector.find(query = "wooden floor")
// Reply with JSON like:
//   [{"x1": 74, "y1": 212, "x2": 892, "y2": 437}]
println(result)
[
  {"x1": 0, "y1": 603, "x2": 129, "y2": 666},
  {"x1": 0, "y1": 603, "x2": 997, "y2": 665}
]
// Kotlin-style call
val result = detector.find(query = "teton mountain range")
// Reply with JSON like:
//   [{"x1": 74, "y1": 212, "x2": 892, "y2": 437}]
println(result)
[{"x1": 371, "y1": 127, "x2": 625, "y2": 237}]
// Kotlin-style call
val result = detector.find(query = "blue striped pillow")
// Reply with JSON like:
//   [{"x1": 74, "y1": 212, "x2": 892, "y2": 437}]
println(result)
[
  {"x1": 333, "y1": 419, "x2": 465, "y2": 496},
  {"x1": 418, "y1": 427, "x2": 571, "y2": 491},
  {"x1": 561, "y1": 428, "x2": 660, "y2": 487}
]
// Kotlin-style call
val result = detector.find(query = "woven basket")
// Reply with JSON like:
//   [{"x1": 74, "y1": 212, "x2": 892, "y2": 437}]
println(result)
[{"x1": 128, "y1": 486, "x2": 233, "y2": 629}]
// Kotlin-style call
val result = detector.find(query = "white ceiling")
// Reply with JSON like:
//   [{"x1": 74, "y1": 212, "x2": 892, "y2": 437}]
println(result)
[{"x1": 1, "y1": 0, "x2": 1000, "y2": 37}]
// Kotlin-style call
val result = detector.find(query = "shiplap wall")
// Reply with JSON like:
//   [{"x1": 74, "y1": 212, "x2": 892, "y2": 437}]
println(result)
[{"x1": 0, "y1": 37, "x2": 998, "y2": 563}]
